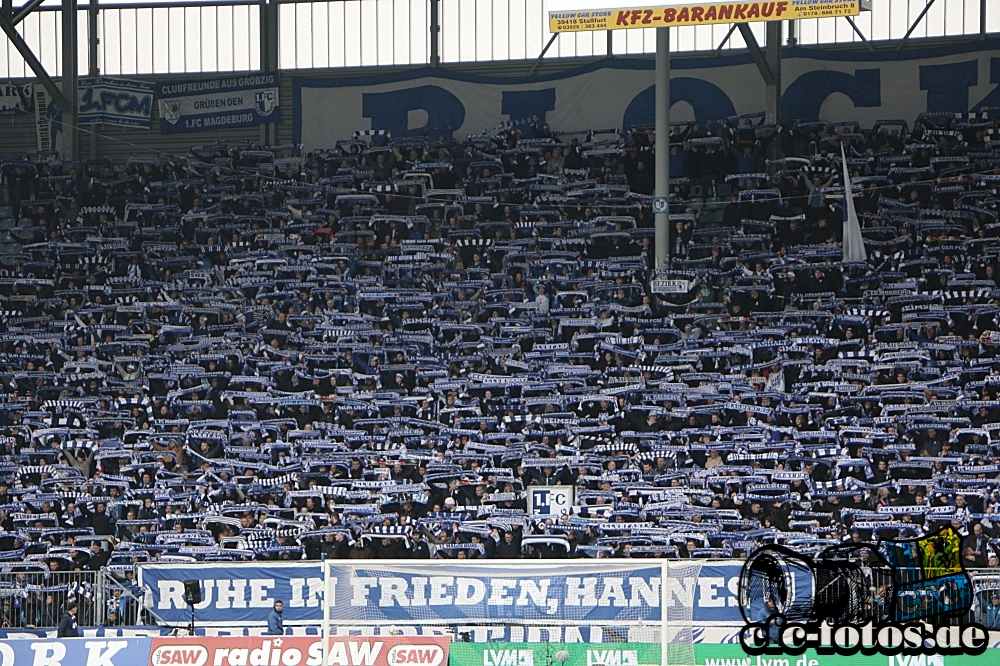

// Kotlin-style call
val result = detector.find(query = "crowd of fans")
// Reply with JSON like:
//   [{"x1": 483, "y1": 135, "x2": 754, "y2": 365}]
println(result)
[{"x1": 1, "y1": 108, "x2": 1000, "y2": 627}]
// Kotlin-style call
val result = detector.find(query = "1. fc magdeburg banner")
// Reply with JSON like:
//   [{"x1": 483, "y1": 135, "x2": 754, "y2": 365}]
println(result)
[
  {"x1": 79, "y1": 77, "x2": 155, "y2": 128},
  {"x1": 157, "y1": 74, "x2": 279, "y2": 133},
  {"x1": 294, "y1": 39, "x2": 1000, "y2": 151}
]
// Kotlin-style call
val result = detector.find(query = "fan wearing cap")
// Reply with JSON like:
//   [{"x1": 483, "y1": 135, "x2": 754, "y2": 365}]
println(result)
[{"x1": 58, "y1": 601, "x2": 79, "y2": 638}]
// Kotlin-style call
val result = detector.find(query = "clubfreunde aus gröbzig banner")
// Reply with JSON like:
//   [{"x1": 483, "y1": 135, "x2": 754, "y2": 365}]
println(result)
[
  {"x1": 139, "y1": 561, "x2": 745, "y2": 625},
  {"x1": 293, "y1": 38, "x2": 1000, "y2": 151},
  {"x1": 157, "y1": 73, "x2": 279, "y2": 133}
]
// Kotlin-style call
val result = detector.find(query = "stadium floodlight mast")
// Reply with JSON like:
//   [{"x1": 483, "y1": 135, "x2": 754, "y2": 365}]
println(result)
[{"x1": 547, "y1": 0, "x2": 871, "y2": 270}]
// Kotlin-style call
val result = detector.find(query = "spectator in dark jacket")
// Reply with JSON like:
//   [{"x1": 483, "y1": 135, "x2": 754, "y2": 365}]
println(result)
[
  {"x1": 266, "y1": 601, "x2": 284, "y2": 635},
  {"x1": 57, "y1": 602, "x2": 79, "y2": 638},
  {"x1": 85, "y1": 541, "x2": 110, "y2": 571}
]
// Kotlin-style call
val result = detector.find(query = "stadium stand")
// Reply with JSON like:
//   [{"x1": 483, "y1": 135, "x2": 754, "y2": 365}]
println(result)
[{"x1": 2, "y1": 108, "x2": 1000, "y2": 629}]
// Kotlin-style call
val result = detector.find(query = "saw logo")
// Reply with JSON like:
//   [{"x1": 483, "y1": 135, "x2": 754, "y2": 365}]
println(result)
[
  {"x1": 587, "y1": 649, "x2": 639, "y2": 666},
  {"x1": 483, "y1": 649, "x2": 534, "y2": 666},
  {"x1": 150, "y1": 645, "x2": 208, "y2": 666},
  {"x1": 386, "y1": 645, "x2": 445, "y2": 666}
]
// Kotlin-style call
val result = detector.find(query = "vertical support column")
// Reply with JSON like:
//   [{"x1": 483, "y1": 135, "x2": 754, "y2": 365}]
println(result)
[
  {"x1": 606, "y1": 29, "x2": 612, "y2": 58},
  {"x1": 787, "y1": 18, "x2": 796, "y2": 45},
  {"x1": 62, "y1": 0, "x2": 79, "y2": 160},
  {"x1": 653, "y1": 26, "x2": 669, "y2": 271},
  {"x1": 765, "y1": 20, "x2": 782, "y2": 161},
  {"x1": 259, "y1": 0, "x2": 278, "y2": 146},
  {"x1": 982, "y1": 0, "x2": 987, "y2": 39},
  {"x1": 88, "y1": 0, "x2": 98, "y2": 160},
  {"x1": 429, "y1": 0, "x2": 440, "y2": 66},
  {"x1": 2, "y1": 0, "x2": 11, "y2": 21}
]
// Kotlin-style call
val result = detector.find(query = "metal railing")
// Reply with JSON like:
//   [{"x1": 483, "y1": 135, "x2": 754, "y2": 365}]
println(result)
[
  {"x1": 0, "y1": 568, "x2": 103, "y2": 629},
  {"x1": 0, "y1": 0, "x2": 996, "y2": 78}
]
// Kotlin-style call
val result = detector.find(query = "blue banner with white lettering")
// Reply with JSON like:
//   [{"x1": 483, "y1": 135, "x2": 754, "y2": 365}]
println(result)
[
  {"x1": 157, "y1": 74, "x2": 279, "y2": 133},
  {"x1": 0, "y1": 638, "x2": 152, "y2": 666},
  {"x1": 140, "y1": 562, "x2": 323, "y2": 624},
  {"x1": 140, "y1": 561, "x2": 743, "y2": 625},
  {"x1": 294, "y1": 38, "x2": 1000, "y2": 151},
  {"x1": 78, "y1": 77, "x2": 154, "y2": 128}
]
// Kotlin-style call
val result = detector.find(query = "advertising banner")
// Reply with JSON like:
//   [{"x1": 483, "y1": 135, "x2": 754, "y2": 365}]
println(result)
[
  {"x1": 139, "y1": 562, "x2": 324, "y2": 624},
  {"x1": 0, "y1": 83, "x2": 33, "y2": 116},
  {"x1": 140, "y1": 561, "x2": 745, "y2": 625},
  {"x1": 454, "y1": 643, "x2": 1000, "y2": 666},
  {"x1": 78, "y1": 77, "x2": 155, "y2": 127},
  {"x1": 148, "y1": 636, "x2": 449, "y2": 666},
  {"x1": 0, "y1": 638, "x2": 152, "y2": 666},
  {"x1": 549, "y1": 0, "x2": 862, "y2": 33},
  {"x1": 157, "y1": 74, "x2": 279, "y2": 133},
  {"x1": 294, "y1": 40, "x2": 1000, "y2": 151}
]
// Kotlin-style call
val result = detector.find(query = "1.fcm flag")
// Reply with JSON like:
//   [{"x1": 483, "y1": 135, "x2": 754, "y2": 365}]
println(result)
[{"x1": 840, "y1": 143, "x2": 867, "y2": 263}]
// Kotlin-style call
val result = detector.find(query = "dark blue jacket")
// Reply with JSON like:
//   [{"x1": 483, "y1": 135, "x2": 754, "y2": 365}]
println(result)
[{"x1": 266, "y1": 608, "x2": 284, "y2": 635}]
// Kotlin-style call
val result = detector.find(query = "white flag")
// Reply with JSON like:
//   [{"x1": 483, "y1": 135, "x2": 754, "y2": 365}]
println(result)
[{"x1": 840, "y1": 143, "x2": 867, "y2": 263}]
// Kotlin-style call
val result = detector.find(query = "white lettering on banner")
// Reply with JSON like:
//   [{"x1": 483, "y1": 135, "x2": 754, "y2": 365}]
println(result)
[
  {"x1": 487, "y1": 578, "x2": 517, "y2": 605},
  {"x1": 629, "y1": 578, "x2": 660, "y2": 608},
  {"x1": 484, "y1": 650, "x2": 535, "y2": 666},
  {"x1": 157, "y1": 581, "x2": 187, "y2": 610},
  {"x1": 698, "y1": 577, "x2": 726, "y2": 607},
  {"x1": 289, "y1": 577, "x2": 324, "y2": 608},
  {"x1": 0, "y1": 644, "x2": 11, "y2": 666},
  {"x1": 428, "y1": 577, "x2": 453, "y2": 605},
  {"x1": 411, "y1": 577, "x2": 427, "y2": 606},
  {"x1": 30, "y1": 643, "x2": 66, "y2": 666},
  {"x1": 385, "y1": 645, "x2": 445, "y2": 666},
  {"x1": 456, "y1": 578, "x2": 488, "y2": 606},
  {"x1": 565, "y1": 578, "x2": 597, "y2": 607},
  {"x1": 84, "y1": 642, "x2": 129, "y2": 666},
  {"x1": 380, "y1": 577, "x2": 411, "y2": 607},
  {"x1": 890, "y1": 657, "x2": 945, "y2": 666},
  {"x1": 327, "y1": 642, "x2": 383, "y2": 666},
  {"x1": 596, "y1": 578, "x2": 628, "y2": 607},
  {"x1": 650, "y1": 279, "x2": 691, "y2": 294},
  {"x1": 352, "y1": 577, "x2": 379, "y2": 606},
  {"x1": 586, "y1": 649, "x2": 639, "y2": 666},
  {"x1": 149, "y1": 646, "x2": 209, "y2": 666},
  {"x1": 665, "y1": 575, "x2": 697, "y2": 608},
  {"x1": 249, "y1": 579, "x2": 276, "y2": 607},
  {"x1": 727, "y1": 577, "x2": 740, "y2": 606},
  {"x1": 517, "y1": 580, "x2": 553, "y2": 612},
  {"x1": 217, "y1": 579, "x2": 248, "y2": 609}
]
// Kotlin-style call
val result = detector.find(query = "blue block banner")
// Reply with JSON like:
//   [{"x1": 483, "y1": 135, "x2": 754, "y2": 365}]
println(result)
[
  {"x1": 78, "y1": 77, "x2": 155, "y2": 128},
  {"x1": 139, "y1": 561, "x2": 744, "y2": 625},
  {"x1": 157, "y1": 74, "x2": 279, "y2": 133},
  {"x1": 140, "y1": 562, "x2": 323, "y2": 624},
  {"x1": 0, "y1": 638, "x2": 152, "y2": 666},
  {"x1": 294, "y1": 39, "x2": 1000, "y2": 151}
]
